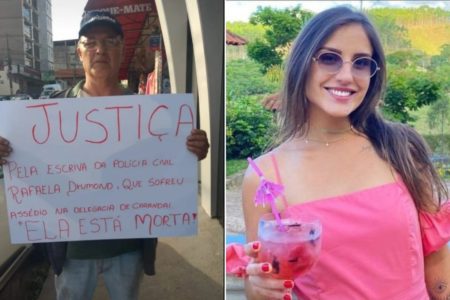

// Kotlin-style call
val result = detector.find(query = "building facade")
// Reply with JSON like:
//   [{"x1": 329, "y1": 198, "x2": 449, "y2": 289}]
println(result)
[
  {"x1": 38, "y1": 0, "x2": 54, "y2": 82},
  {"x1": 0, "y1": 0, "x2": 53, "y2": 97},
  {"x1": 53, "y1": 39, "x2": 83, "y2": 87}
]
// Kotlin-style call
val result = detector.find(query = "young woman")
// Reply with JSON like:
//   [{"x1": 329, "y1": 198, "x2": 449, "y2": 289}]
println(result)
[{"x1": 240, "y1": 6, "x2": 450, "y2": 300}]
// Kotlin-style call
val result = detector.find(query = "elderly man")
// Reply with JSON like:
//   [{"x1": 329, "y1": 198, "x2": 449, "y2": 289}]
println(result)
[{"x1": 0, "y1": 10, "x2": 209, "y2": 300}]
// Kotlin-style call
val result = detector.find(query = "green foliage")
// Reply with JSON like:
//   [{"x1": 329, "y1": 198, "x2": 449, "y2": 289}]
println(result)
[
  {"x1": 370, "y1": 6, "x2": 450, "y2": 26},
  {"x1": 386, "y1": 49, "x2": 429, "y2": 69},
  {"x1": 382, "y1": 75, "x2": 414, "y2": 122},
  {"x1": 368, "y1": 11, "x2": 411, "y2": 53},
  {"x1": 247, "y1": 5, "x2": 313, "y2": 72},
  {"x1": 430, "y1": 44, "x2": 450, "y2": 91},
  {"x1": 265, "y1": 64, "x2": 285, "y2": 85},
  {"x1": 226, "y1": 159, "x2": 248, "y2": 176},
  {"x1": 226, "y1": 21, "x2": 266, "y2": 43},
  {"x1": 249, "y1": 5, "x2": 312, "y2": 50},
  {"x1": 431, "y1": 44, "x2": 450, "y2": 68},
  {"x1": 227, "y1": 96, "x2": 277, "y2": 159},
  {"x1": 382, "y1": 68, "x2": 441, "y2": 123},
  {"x1": 433, "y1": 65, "x2": 450, "y2": 92},
  {"x1": 247, "y1": 39, "x2": 282, "y2": 72},
  {"x1": 226, "y1": 59, "x2": 279, "y2": 100},
  {"x1": 423, "y1": 133, "x2": 450, "y2": 155},
  {"x1": 368, "y1": 7, "x2": 450, "y2": 55},
  {"x1": 427, "y1": 97, "x2": 450, "y2": 131}
]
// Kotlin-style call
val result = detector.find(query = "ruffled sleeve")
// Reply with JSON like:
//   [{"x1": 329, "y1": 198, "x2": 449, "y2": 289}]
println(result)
[
  {"x1": 226, "y1": 243, "x2": 250, "y2": 277},
  {"x1": 419, "y1": 201, "x2": 450, "y2": 256}
]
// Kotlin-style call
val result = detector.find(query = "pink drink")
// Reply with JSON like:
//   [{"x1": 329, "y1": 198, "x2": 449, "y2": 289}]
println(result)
[{"x1": 258, "y1": 214, "x2": 322, "y2": 279}]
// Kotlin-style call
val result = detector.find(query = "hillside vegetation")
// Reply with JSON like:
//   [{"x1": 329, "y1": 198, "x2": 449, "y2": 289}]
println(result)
[
  {"x1": 407, "y1": 24, "x2": 450, "y2": 55},
  {"x1": 227, "y1": 6, "x2": 450, "y2": 56},
  {"x1": 369, "y1": 7, "x2": 450, "y2": 55}
]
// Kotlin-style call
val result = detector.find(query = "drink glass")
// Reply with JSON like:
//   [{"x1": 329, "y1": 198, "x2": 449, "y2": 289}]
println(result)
[{"x1": 257, "y1": 212, "x2": 322, "y2": 279}]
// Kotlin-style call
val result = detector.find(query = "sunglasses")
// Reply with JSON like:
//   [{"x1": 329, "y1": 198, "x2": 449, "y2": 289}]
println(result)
[{"x1": 312, "y1": 52, "x2": 380, "y2": 78}]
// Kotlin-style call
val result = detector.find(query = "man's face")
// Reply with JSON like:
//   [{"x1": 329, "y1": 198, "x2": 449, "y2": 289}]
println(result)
[{"x1": 77, "y1": 25, "x2": 123, "y2": 81}]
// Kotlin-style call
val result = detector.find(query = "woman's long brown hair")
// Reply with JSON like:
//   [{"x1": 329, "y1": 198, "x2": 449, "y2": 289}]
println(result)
[{"x1": 276, "y1": 6, "x2": 447, "y2": 210}]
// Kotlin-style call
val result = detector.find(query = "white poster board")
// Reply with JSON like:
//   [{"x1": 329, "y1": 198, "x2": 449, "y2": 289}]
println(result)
[{"x1": 0, "y1": 94, "x2": 198, "y2": 244}]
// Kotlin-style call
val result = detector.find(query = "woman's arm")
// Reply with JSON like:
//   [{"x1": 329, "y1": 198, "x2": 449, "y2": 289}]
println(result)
[{"x1": 425, "y1": 245, "x2": 450, "y2": 300}]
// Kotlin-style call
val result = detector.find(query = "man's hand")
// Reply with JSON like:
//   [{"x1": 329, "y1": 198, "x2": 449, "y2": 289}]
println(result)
[
  {"x1": 186, "y1": 129, "x2": 209, "y2": 160},
  {"x1": 0, "y1": 136, "x2": 12, "y2": 165}
]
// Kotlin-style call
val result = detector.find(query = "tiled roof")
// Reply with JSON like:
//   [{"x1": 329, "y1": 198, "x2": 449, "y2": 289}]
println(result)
[
  {"x1": 261, "y1": 92, "x2": 281, "y2": 111},
  {"x1": 226, "y1": 30, "x2": 247, "y2": 46}
]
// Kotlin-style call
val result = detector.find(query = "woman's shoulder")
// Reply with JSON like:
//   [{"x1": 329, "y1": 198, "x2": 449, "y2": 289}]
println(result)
[
  {"x1": 243, "y1": 152, "x2": 274, "y2": 180},
  {"x1": 243, "y1": 144, "x2": 292, "y2": 183}
]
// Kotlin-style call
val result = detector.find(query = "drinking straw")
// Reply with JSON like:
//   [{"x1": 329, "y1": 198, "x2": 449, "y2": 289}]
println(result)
[{"x1": 247, "y1": 157, "x2": 285, "y2": 229}]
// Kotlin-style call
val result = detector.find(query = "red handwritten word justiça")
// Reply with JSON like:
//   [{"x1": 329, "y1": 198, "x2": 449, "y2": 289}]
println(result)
[{"x1": 26, "y1": 102, "x2": 194, "y2": 144}]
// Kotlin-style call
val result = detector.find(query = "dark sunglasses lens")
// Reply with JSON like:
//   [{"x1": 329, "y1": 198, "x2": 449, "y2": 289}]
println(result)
[{"x1": 317, "y1": 53, "x2": 342, "y2": 71}]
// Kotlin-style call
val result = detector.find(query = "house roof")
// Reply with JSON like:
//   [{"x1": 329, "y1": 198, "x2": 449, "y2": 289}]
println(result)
[{"x1": 226, "y1": 30, "x2": 247, "y2": 46}]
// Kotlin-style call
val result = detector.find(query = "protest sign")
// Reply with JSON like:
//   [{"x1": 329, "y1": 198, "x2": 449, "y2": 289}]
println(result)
[{"x1": 0, "y1": 94, "x2": 198, "y2": 244}]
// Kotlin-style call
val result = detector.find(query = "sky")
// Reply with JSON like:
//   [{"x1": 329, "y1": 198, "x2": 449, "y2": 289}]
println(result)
[
  {"x1": 225, "y1": 0, "x2": 450, "y2": 22},
  {"x1": 52, "y1": 0, "x2": 88, "y2": 41}
]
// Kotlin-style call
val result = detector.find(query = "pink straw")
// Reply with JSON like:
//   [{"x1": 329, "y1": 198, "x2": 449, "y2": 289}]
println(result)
[{"x1": 247, "y1": 157, "x2": 285, "y2": 228}]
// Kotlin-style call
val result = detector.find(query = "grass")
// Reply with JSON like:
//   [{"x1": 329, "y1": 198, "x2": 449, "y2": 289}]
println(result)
[{"x1": 226, "y1": 159, "x2": 248, "y2": 177}]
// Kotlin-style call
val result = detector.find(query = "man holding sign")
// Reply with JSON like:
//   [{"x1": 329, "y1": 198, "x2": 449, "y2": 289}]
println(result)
[{"x1": 0, "y1": 10, "x2": 209, "y2": 300}]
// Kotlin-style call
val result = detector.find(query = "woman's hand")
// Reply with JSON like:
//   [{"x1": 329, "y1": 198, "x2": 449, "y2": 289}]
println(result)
[
  {"x1": 245, "y1": 241, "x2": 294, "y2": 300},
  {"x1": 186, "y1": 129, "x2": 209, "y2": 160},
  {"x1": 0, "y1": 136, "x2": 12, "y2": 165}
]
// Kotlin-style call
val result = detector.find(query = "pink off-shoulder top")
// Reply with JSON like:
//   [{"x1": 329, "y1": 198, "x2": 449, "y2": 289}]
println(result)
[
  {"x1": 276, "y1": 158, "x2": 450, "y2": 299},
  {"x1": 287, "y1": 181, "x2": 446, "y2": 299},
  {"x1": 226, "y1": 155, "x2": 450, "y2": 300}
]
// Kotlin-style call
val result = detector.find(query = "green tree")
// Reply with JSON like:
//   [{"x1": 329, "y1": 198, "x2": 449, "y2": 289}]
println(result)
[
  {"x1": 382, "y1": 69, "x2": 441, "y2": 123},
  {"x1": 247, "y1": 5, "x2": 313, "y2": 72},
  {"x1": 247, "y1": 40, "x2": 282, "y2": 71},
  {"x1": 226, "y1": 96, "x2": 276, "y2": 159}
]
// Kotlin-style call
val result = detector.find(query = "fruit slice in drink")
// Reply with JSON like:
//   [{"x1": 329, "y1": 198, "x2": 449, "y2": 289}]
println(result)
[{"x1": 258, "y1": 215, "x2": 322, "y2": 279}]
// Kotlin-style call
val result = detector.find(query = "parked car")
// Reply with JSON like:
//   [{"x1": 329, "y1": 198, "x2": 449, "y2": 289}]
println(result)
[
  {"x1": 39, "y1": 83, "x2": 63, "y2": 99},
  {"x1": 0, "y1": 96, "x2": 11, "y2": 101},
  {"x1": 42, "y1": 83, "x2": 63, "y2": 92},
  {"x1": 11, "y1": 94, "x2": 32, "y2": 100},
  {"x1": 39, "y1": 89, "x2": 54, "y2": 99}
]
